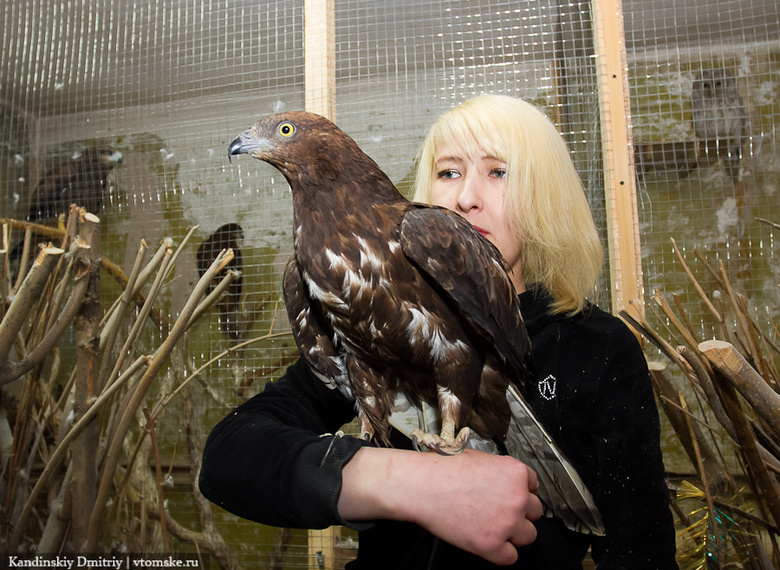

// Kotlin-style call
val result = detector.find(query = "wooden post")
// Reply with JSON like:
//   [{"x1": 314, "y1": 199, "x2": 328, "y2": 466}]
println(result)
[
  {"x1": 591, "y1": 0, "x2": 644, "y2": 319},
  {"x1": 304, "y1": 0, "x2": 336, "y2": 121},
  {"x1": 305, "y1": 0, "x2": 341, "y2": 566}
]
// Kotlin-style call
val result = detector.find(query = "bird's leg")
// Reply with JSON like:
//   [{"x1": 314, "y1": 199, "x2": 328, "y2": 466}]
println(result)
[
  {"x1": 347, "y1": 358, "x2": 391, "y2": 446},
  {"x1": 412, "y1": 387, "x2": 470, "y2": 455}
]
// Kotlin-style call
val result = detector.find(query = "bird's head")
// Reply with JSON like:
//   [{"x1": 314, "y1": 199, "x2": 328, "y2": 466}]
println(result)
[
  {"x1": 72, "y1": 147, "x2": 124, "y2": 178},
  {"x1": 78, "y1": 147, "x2": 123, "y2": 167},
  {"x1": 227, "y1": 111, "x2": 367, "y2": 183},
  {"x1": 217, "y1": 222, "x2": 244, "y2": 244},
  {"x1": 97, "y1": 147, "x2": 124, "y2": 165}
]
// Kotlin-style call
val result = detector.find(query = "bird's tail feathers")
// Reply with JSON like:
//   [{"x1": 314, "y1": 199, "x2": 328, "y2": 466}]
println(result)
[{"x1": 505, "y1": 384, "x2": 605, "y2": 536}]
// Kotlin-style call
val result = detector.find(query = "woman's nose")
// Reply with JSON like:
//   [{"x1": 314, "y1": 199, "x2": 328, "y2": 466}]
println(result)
[{"x1": 455, "y1": 173, "x2": 483, "y2": 213}]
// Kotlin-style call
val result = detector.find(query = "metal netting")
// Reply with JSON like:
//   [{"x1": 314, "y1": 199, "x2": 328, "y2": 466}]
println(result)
[{"x1": 1, "y1": 0, "x2": 779, "y2": 568}]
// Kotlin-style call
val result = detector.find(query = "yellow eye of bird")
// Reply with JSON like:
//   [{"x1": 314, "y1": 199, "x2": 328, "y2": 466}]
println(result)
[{"x1": 278, "y1": 122, "x2": 295, "y2": 137}]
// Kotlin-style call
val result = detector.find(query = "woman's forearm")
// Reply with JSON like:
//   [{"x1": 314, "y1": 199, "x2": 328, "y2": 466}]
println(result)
[{"x1": 339, "y1": 446, "x2": 543, "y2": 566}]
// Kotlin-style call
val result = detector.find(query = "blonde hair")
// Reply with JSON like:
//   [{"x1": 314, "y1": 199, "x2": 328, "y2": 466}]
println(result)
[{"x1": 413, "y1": 94, "x2": 603, "y2": 315}]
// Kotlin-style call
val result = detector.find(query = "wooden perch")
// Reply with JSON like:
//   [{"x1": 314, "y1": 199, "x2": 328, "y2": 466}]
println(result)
[
  {"x1": 86, "y1": 243, "x2": 232, "y2": 551},
  {"x1": 648, "y1": 362, "x2": 729, "y2": 493},
  {"x1": 700, "y1": 340, "x2": 780, "y2": 439},
  {"x1": 0, "y1": 263, "x2": 89, "y2": 385},
  {"x1": 706, "y1": 357, "x2": 780, "y2": 528},
  {"x1": 0, "y1": 246, "x2": 63, "y2": 376},
  {"x1": 71, "y1": 210, "x2": 102, "y2": 551},
  {"x1": 8, "y1": 355, "x2": 151, "y2": 551}
]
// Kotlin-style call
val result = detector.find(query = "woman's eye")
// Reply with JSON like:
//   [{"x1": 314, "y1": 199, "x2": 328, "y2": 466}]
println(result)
[
  {"x1": 490, "y1": 168, "x2": 507, "y2": 179},
  {"x1": 437, "y1": 169, "x2": 460, "y2": 180}
]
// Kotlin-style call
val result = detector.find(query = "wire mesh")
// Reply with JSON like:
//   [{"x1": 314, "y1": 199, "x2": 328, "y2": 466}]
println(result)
[
  {"x1": 1, "y1": 0, "x2": 779, "y2": 568},
  {"x1": 624, "y1": 0, "x2": 780, "y2": 330}
]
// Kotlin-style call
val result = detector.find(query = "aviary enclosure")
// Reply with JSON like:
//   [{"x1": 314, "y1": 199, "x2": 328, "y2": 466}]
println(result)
[{"x1": 1, "y1": 0, "x2": 779, "y2": 568}]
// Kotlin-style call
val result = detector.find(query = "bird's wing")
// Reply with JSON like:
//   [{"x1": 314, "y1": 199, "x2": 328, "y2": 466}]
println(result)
[
  {"x1": 27, "y1": 168, "x2": 78, "y2": 221},
  {"x1": 504, "y1": 384, "x2": 605, "y2": 535},
  {"x1": 399, "y1": 206, "x2": 529, "y2": 377},
  {"x1": 282, "y1": 256, "x2": 348, "y2": 390},
  {"x1": 401, "y1": 207, "x2": 604, "y2": 536}
]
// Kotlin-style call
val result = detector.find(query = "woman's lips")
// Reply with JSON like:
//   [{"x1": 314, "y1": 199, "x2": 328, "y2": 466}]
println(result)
[{"x1": 472, "y1": 225, "x2": 488, "y2": 237}]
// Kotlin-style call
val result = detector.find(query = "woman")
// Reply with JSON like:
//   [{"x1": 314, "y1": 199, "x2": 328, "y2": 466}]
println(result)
[{"x1": 199, "y1": 95, "x2": 677, "y2": 568}]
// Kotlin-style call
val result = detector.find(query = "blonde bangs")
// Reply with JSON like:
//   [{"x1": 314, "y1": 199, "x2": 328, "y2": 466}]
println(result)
[{"x1": 414, "y1": 95, "x2": 603, "y2": 315}]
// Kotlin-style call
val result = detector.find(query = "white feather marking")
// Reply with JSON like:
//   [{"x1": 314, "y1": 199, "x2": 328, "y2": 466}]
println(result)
[
  {"x1": 306, "y1": 279, "x2": 348, "y2": 311},
  {"x1": 407, "y1": 308, "x2": 467, "y2": 362},
  {"x1": 438, "y1": 387, "x2": 461, "y2": 421},
  {"x1": 377, "y1": 276, "x2": 393, "y2": 293},
  {"x1": 325, "y1": 249, "x2": 347, "y2": 270},
  {"x1": 342, "y1": 267, "x2": 373, "y2": 299},
  {"x1": 357, "y1": 240, "x2": 383, "y2": 271}
]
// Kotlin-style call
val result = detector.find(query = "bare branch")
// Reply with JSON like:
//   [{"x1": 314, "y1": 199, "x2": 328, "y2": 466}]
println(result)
[
  {"x1": 0, "y1": 246, "x2": 64, "y2": 375},
  {"x1": 86, "y1": 243, "x2": 231, "y2": 551}
]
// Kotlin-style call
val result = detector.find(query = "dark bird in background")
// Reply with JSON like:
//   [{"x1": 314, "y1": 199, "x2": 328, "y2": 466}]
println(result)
[
  {"x1": 10, "y1": 146, "x2": 123, "y2": 269},
  {"x1": 692, "y1": 68, "x2": 747, "y2": 181},
  {"x1": 197, "y1": 223, "x2": 244, "y2": 340},
  {"x1": 25, "y1": 147, "x2": 123, "y2": 224},
  {"x1": 228, "y1": 111, "x2": 603, "y2": 535}
]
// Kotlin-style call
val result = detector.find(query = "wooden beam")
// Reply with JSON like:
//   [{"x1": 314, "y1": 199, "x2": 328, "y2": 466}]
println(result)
[
  {"x1": 304, "y1": 0, "x2": 335, "y2": 121},
  {"x1": 591, "y1": 0, "x2": 644, "y2": 319},
  {"x1": 304, "y1": 4, "x2": 339, "y2": 565},
  {"x1": 309, "y1": 525, "x2": 342, "y2": 569}
]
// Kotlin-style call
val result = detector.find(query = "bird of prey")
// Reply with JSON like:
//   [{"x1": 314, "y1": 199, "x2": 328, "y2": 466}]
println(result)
[
  {"x1": 692, "y1": 68, "x2": 746, "y2": 181},
  {"x1": 197, "y1": 223, "x2": 244, "y2": 340},
  {"x1": 228, "y1": 111, "x2": 603, "y2": 535},
  {"x1": 11, "y1": 146, "x2": 123, "y2": 268},
  {"x1": 25, "y1": 147, "x2": 123, "y2": 224}
]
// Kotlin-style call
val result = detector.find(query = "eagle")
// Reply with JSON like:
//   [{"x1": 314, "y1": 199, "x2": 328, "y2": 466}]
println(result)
[
  {"x1": 25, "y1": 147, "x2": 123, "y2": 224},
  {"x1": 228, "y1": 111, "x2": 603, "y2": 535},
  {"x1": 197, "y1": 223, "x2": 244, "y2": 340},
  {"x1": 11, "y1": 146, "x2": 123, "y2": 271}
]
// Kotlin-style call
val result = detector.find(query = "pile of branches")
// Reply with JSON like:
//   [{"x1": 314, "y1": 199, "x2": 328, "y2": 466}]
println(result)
[
  {"x1": 0, "y1": 206, "x2": 275, "y2": 565},
  {"x1": 622, "y1": 238, "x2": 780, "y2": 570}
]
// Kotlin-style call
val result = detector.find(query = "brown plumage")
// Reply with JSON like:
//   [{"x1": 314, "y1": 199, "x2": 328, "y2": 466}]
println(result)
[
  {"x1": 25, "y1": 147, "x2": 123, "y2": 224},
  {"x1": 228, "y1": 111, "x2": 603, "y2": 535},
  {"x1": 197, "y1": 223, "x2": 244, "y2": 340},
  {"x1": 11, "y1": 146, "x2": 123, "y2": 269}
]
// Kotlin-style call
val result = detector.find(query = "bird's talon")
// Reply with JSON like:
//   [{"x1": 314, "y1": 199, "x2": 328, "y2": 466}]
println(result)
[
  {"x1": 430, "y1": 442, "x2": 458, "y2": 457},
  {"x1": 319, "y1": 430, "x2": 345, "y2": 439},
  {"x1": 411, "y1": 428, "x2": 469, "y2": 455},
  {"x1": 319, "y1": 430, "x2": 346, "y2": 467}
]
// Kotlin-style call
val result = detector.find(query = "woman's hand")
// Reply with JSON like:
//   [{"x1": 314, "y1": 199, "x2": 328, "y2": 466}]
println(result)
[{"x1": 338, "y1": 446, "x2": 543, "y2": 566}]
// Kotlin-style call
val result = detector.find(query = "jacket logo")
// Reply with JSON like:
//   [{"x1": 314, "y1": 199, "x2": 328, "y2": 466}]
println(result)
[{"x1": 539, "y1": 375, "x2": 557, "y2": 400}]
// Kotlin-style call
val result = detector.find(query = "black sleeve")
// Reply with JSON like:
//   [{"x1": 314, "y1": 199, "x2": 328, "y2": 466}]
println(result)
[
  {"x1": 198, "y1": 358, "x2": 370, "y2": 529},
  {"x1": 589, "y1": 321, "x2": 678, "y2": 569}
]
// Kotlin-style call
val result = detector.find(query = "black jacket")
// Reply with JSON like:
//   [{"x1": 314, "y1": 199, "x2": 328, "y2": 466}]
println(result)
[{"x1": 199, "y1": 288, "x2": 678, "y2": 569}]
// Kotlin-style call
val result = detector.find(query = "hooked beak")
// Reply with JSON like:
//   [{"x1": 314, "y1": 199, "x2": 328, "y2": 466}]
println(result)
[{"x1": 227, "y1": 130, "x2": 271, "y2": 163}]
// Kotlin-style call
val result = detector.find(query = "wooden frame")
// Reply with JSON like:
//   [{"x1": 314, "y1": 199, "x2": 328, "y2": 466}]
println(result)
[
  {"x1": 305, "y1": 2, "x2": 340, "y2": 567},
  {"x1": 301, "y1": 1, "x2": 644, "y2": 566},
  {"x1": 304, "y1": 0, "x2": 336, "y2": 121},
  {"x1": 592, "y1": 0, "x2": 645, "y2": 320}
]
